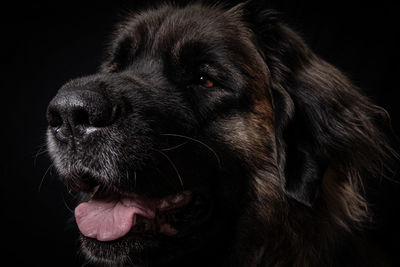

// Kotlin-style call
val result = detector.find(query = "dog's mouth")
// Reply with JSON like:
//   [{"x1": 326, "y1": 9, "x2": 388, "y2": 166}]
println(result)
[{"x1": 74, "y1": 183, "x2": 211, "y2": 242}]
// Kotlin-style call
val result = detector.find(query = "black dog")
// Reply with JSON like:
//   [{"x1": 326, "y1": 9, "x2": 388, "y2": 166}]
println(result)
[{"x1": 46, "y1": 2, "x2": 393, "y2": 266}]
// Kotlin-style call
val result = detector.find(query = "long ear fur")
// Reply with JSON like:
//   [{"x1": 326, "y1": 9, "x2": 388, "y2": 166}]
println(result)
[{"x1": 242, "y1": 2, "x2": 395, "y2": 226}]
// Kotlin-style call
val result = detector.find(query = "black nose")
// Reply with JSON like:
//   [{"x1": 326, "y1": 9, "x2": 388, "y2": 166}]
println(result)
[{"x1": 47, "y1": 89, "x2": 117, "y2": 142}]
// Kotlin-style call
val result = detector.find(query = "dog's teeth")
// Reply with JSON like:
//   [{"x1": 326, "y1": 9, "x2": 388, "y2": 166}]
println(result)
[
  {"x1": 172, "y1": 194, "x2": 184, "y2": 203},
  {"x1": 159, "y1": 200, "x2": 170, "y2": 209}
]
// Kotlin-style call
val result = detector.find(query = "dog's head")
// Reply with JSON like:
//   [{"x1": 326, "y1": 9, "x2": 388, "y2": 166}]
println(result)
[{"x1": 46, "y1": 2, "x2": 392, "y2": 266}]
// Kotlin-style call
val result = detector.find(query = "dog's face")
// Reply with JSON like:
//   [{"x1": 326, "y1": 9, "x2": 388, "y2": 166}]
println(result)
[
  {"x1": 47, "y1": 3, "x2": 276, "y2": 265},
  {"x1": 47, "y1": 2, "x2": 390, "y2": 266}
]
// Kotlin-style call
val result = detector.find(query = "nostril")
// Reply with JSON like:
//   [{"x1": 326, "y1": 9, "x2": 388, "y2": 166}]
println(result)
[
  {"x1": 47, "y1": 108, "x2": 63, "y2": 128},
  {"x1": 111, "y1": 105, "x2": 121, "y2": 124}
]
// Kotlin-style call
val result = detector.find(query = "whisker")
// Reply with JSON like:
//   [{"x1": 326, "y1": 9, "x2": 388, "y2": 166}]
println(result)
[
  {"x1": 38, "y1": 163, "x2": 54, "y2": 192},
  {"x1": 81, "y1": 258, "x2": 91, "y2": 267},
  {"x1": 154, "y1": 149, "x2": 184, "y2": 191},
  {"x1": 62, "y1": 194, "x2": 74, "y2": 214},
  {"x1": 160, "y1": 141, "x2": 190, "y2": 151},
  {"x1": 153, "y1": 165, "x2": 180, "y2": 192},
  {"x1": 33, "y1": 145, "x2": 48, "y2": 168},
  {"x1": 161, "y1": 133, "x2": 222, "y2": 168},
  {"x1": 134, "y1": 171, "x2": 137, "y2": 190}
]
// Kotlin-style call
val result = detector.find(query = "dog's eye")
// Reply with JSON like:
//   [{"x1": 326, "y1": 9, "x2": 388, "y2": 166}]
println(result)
[{"x1": 198, "y1": 76, "x2": 214, "y2": 88}]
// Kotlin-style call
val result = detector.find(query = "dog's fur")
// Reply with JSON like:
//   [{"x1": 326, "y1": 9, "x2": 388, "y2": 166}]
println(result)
[{"x1": 47, "y1": 1, "x2": 394, "y2": 266}]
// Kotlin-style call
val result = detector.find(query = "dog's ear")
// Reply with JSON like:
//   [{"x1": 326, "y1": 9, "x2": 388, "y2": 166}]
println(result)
[{"x1": 239, "y1": 2, "x2": 393, "y2": 207}]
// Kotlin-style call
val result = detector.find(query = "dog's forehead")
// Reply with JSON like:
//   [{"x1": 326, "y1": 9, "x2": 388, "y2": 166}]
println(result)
[
  {"x1": 104, "y1": 3, "x2": 270, "y2": 98},
  {"x1": 118, "y1": 4, "x2": 246, "y2": 55}
]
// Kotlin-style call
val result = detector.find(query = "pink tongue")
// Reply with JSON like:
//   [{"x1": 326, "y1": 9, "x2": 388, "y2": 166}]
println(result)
[{"x1": 74, "y1": 198, "x2": 155, "y2": 241}]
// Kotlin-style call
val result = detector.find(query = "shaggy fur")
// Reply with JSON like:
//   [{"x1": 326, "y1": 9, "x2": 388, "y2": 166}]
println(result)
[{"x1": 46, "y1": 1, "x2": 394, "y2": 266}]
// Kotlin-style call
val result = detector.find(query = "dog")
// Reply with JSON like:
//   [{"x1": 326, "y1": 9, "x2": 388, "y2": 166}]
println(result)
[{"x1": 46, "y1": 1, "x2": 394, "y2": 266}]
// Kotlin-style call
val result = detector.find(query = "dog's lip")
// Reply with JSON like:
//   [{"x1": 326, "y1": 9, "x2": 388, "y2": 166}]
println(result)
[
  {"x1": 89, "y1": 185, "x2": 193, "y2": 211},
  {"x1": 75, "y1": 188, "x2": 193, "y2": 241},
  {"x1": 120, "y1": 190, "x2": 193, "y2": 211}
]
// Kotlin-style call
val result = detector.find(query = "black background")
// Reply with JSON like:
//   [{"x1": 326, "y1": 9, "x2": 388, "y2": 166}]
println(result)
[{"x1": 2, "y1": 0, "x2": 400, "y2": 266}]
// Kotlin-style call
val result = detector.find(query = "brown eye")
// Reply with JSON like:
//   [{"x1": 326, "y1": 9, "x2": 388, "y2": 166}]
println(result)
[{"x1": 199, "y1": 76, "x2": 214, "y2": 88}]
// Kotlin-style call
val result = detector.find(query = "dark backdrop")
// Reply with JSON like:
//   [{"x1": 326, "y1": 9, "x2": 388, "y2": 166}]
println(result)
[{"x1": 2, "y1": 0, "x2": 400, "y2": 266}]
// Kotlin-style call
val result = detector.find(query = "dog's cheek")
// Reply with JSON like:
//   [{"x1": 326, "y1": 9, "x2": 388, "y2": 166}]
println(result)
[
  {"x1": 210, "y1": 113, "x2": 284, "y2": 222},
  {"x1": 214, "y1": 115, "x2": 256, "y2": 154},
  {"x1": 211, "y1": 112, "x2": 275, "y2": 163}
]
